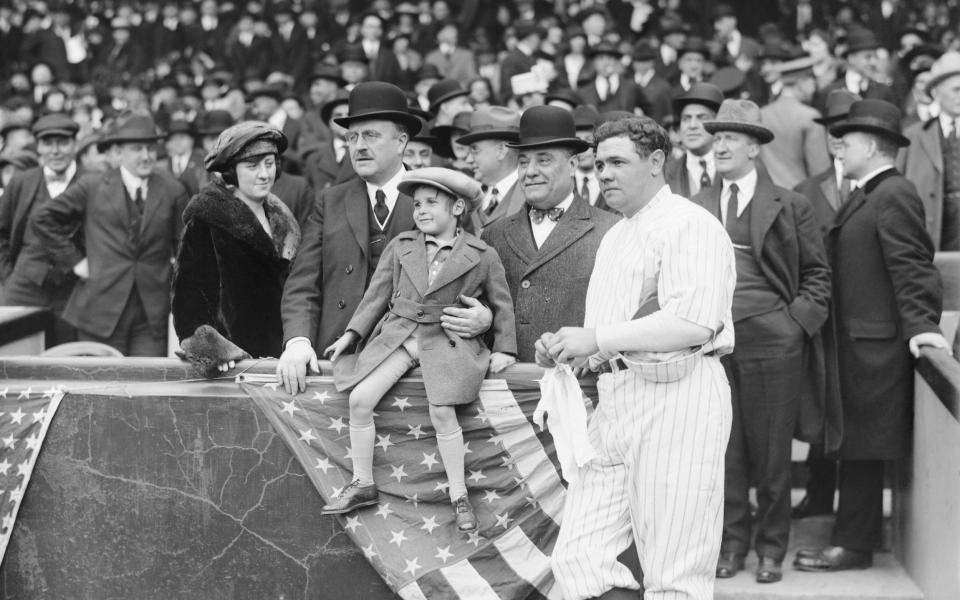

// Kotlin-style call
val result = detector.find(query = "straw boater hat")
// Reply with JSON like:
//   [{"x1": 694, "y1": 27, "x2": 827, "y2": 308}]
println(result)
[
  {"x1": 203, "y1": 121, "x2": 288, "y2": 173},
  {"x1": 703, "y1": 99, "x2": 774, "y2": 144},
  {"x1": 332, "y1": 81, "x2": 422, "y2": 134},
  {"x1": 397, "y1": 167, "x2": 483, "y2": 206},
  {"x1": 925, "y1": 50, "x2": 960, "y2": 95},
  {"x1": 828, "y1": 99, "x2": 910, "y2": 147},
  {"x1": 456, "y1": 106, "x2": 521, "y2": 145},
  {"x1": 506, "y1": 105, "x2": 591, "y2": 153}
]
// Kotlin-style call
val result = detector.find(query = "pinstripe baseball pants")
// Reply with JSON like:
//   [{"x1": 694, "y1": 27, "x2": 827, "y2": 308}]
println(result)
[{"x1": 551, "y1": 358, "x2": 731, "y2": 600}]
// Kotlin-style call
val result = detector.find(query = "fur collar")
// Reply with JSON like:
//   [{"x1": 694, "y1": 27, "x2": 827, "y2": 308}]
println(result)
[{"x1": 183, "y1": 180, "x2": 300, "y2": 260}]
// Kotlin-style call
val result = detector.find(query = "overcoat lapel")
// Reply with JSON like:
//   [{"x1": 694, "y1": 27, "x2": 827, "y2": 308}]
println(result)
[
  {"x1": 831, "y1": 187, "x2": 866, "y2": 229},
  {"x1": 503, "y1": 211, "x2": 537, "y2": 266},
  {"x1": 344, "y1": 178, "x2": 369, "y2": 254},
  {"x1": 750, "y1": 175, "x2": 783, "y2": 264},
  {"x1": 398, "y1": 236, "x2": 429, "y2": 297},
  {"x1": 426, "y1": 235, "x2": 480, "y2": 294},
  {"x1": 523, "y1": 197, "x2": 595, "y2": 277},
  {"x1": 14, "y1": 170, "x2": 45, "y2": 232},
  {"x1": 142, "y1": 174, "x2": 165, "y2": 232},
  {"x1": 819, "y1": 171, "x2": 840, "y2": 212},
  {"x1": 918, "y1": 121, "x2": 943, "y2": 174}
]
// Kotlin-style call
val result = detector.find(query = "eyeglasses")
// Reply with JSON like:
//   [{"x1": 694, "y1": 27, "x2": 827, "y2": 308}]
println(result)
[{"x1": 345, "y1": 130, "x2": 385, "y2": 145}]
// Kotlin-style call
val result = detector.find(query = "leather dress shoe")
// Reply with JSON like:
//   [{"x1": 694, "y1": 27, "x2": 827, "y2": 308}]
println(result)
[
  {"x1": 453, "y1": 496, "x2": 478, "y2": 532},
  {"x1": 321, "y1": 480, "x2": 379, "y2": 515},
  {"x1": 756, "y1": 557, "x2": 783, "y2": 583},
  {"x1": 791, "y1": 494, "x2": 834, "y2": 518},
  {"x1": 793, "y1": 546, "x2": 873, "y2": 572},
  {"x1": 715, "y1": 551, "x2": 745, "y2": 578}
]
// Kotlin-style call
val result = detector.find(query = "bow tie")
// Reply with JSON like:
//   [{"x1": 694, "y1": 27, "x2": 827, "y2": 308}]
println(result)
[{"x1": 529, "y1": 206, "x2": 565, "y2": 224}]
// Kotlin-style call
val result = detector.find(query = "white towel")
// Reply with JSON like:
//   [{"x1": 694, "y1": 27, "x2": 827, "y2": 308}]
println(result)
[{"x1": 533, "y1": 365, "x2": 597, "y2": 483}]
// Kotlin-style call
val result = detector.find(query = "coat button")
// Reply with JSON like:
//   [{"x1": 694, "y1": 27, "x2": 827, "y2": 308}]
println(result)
[
  {"x1": 345, "y1": 265, "x2": 354, "y2": 274},
  {"x1": 520, "y1": 280, "x2": 531, "y2": 289},
  {"x1": 337, "y1": 300, "x2": 346, "y2": 309},
  {"x1": 417, "y1": 309, "x2": 424, "y2": 317},
  {"x1": 449, "y1": 340, "x2": 456, "y2": 347},
  {"x1": 395, "y1": 291, "x2": 401, "y2": 297}
]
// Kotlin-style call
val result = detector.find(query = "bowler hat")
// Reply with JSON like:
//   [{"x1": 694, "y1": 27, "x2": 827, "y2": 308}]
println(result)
[
  {"x1": 339, "y1": 44, "x2": 369, "y2": 64},
  {"x1": 32, "y1": 113, "x2": 79, "y2": 139},
  {"x1": 506, "y1": 105, "x2": 591, "y2": 152},
  {"x1": 679, "y1": 37, "x2": 709, "y2": 59},
  {"x1": 408, "y1": 117, "x2": 441, "y2": 151},
  {"x1": 248, "y1": 81, "x2": 285, "y2": 102},
  {"x1": 430, "y1": 110, "x2": 473, "y2": 159},
  {"x1": 925, "y1": 50, "x2": 960, "y2": 94},
  {"x1": 758, "y1": 41, "x2": 793, "y2": 62},
  {"x1": 814, "y1": 90, "x2": 860, "y2": 125},
  {"x1": 457, "y1": 106, "x2": 521, "y2": 145},
  {"x1": 828, "y1": 99, "x2": 909, "y2": 147},
  {"x1": 165, "y1": 118, "x2": 196, "y2": 137},
  {"x1": 98, "y1": 113, "x2": 163, "y2": 146},
  {"x1": 770, "y1": 55, "x2": 817, "y2": 82},
  {"x1": 709, "y1": 67, "x2": 746, "y2": 97},
  {"x1": 406, "y1": 96, "x2": 434, "y2": 121},
  {"x1": 309, "y1": 63, "x2": 346, "y2": 87},
  {"x1": 397, "y1": 167, "x2": 483, "y2": 205},
  {"x1": 545, "y1": 88, "x2": 584, "y2": 109},
  {"x1": 843, "y1": 28, "x2": 880, "y2": 57},
  {"x1": 416, "y1": 63, "x2": 442, "y2": 83},
  {"x1": 712, "y1": 3, "x2": 736, "y2": 20},
  {"x1": 333, "y1": 82, "x2": 423, "y2": 134},
  {"x1": 902, "y1": 44, "x2": 941, "y2": 76},
  {"x1": 660, "y1": 20, "x2": 690, "y2": 37},
  {"x1": 427, "y1": 79, "x2": 470, "y2": 113},
  {"x1": 672, "y1": 82, "x2": 724, "y2": 114},
  {"x1": 703, "y1": 99, "x2": 774, "y2": 144},
  {"x1": 196, "y1": 110, "x2": 236, "y2": 136},
  {"x1": 320, "y1": 90, "x2": 350, "y2": 125},
  {"x1": 573, "y1": 104, "x2": 600, "y2": 130},
  {"x1": 632, "y1": 44, "x2": 658, "y2": 63},
  {"x1": 588, "y1": 42, "x2": 623, "y2": 60},
  {"x1": 514, "y1": 21, "x2": 544, "y2": 41}
]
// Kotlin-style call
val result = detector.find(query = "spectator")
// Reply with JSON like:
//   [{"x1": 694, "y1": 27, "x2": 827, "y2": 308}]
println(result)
[
  {"x1": 427, "y1": 79, "x2": 473, "y2": 127},
  {"x1": 665, "y1": 82, "x2": 723, "y2": 197},
  {"x1": 425, "y1": 22, "x2": 478, "y2": 85}
]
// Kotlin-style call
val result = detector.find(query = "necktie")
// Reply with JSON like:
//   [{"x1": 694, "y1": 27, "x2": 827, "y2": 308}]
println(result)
[
  {"x1": 134, "y1": 186, "x2": 145, "y2": 216},
  {"x1": 580, "y1": 176, "x2": 591, "y2": 204},
  {"x1": 529, "y1": 206, "x2": 565, "y2": 224},
  {"x1": 484, "y1": 188, "x2": 499, "y2": 216},
  {"x1": 699, "y1": 158, "x2": 712, "y2": 191},
  {"x1": 725, "y1": 183, "x2": 739, "y2": 227},
  {"x1": 374, "y1": 189, "x2": 389, "y2": 227}
]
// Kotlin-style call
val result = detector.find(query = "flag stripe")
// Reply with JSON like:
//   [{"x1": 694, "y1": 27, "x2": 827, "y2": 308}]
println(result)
[
  {"x1": 478, "y1": 381, "x2": 566, "y2": 522},
  {"x1": 466, "y1": 542, "x2": 541, "y2": 600},
  {"x1": 397, "y1": 581, "x2": 429, "y2": 600},
  {"x1": 513, "y1": 508, "x2": 561, "y2": 569},
  {"x1": 439, "y1": 558, "x2": 502, "y2": 599},
  {"x1": 493, "y1": 526, "x2": 557, "y2": 598}
]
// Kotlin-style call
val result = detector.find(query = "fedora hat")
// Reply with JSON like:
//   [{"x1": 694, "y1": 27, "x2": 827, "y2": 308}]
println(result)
[
  {"x1": 703, "y1": 99, "x2": 774, "y2": 144},
  {"x1": 457, "y1": 106, "x2": 521, "y2": 145},
  {"x1": 588, "y1": 42, "x2": 623, "y2": 60},
  {"x1": 843, "y1": 28, "x2": 880, "y2": 57},
  {"x1": 248, "y1": 81, "x2": 286, "y2": 102},
  {"x1": 506, "y1": 105, "x2": 591, "y2": 152},
  {"x1": 679, "y1": 36, "x2": 709, "y2": 59},
  {"x1": 309, "y1": 63, "x2": 346, "y2": 87},
  {"x1": 814, "y1": 89, "x2": 860, "y2": 126},
  {"x1": 338, "y1": 44, "x2": 369, "y2": 65},
  {"x1": 430, "y1": 110, "x2": 473, "y2": 159},
  {"x1": 0, "y1": 118, "x2": 32, "y2": 139},
  {"x1": 712, "y1": 2, "x2": 736, "y2": 20},
  {"x1": 99, "y1": 113, "x2": 163, "y2": 146},
  {"x1": 925, "y1": 50, "x2": 960, "y2": 94},
  {"x1": 632, "y1": 43, "x2": 657, "y2": 63},
  {"x1": 397, "y1": 167, "x2": 483, "y2": 204},
  {"x1": 32, "y1": 113, "x2": 79, "y2": 139},
  {"x1": 672, "y1": 82, "x2": 724, "y2": 114},
  {"x1": 828, "y1": 99, "x2": 909, "y2": 147},
  {"x1": 196, "y1": 110, "x2": 235, "y2": 137},
  {"x1": 333, "y1": 81, "x2": 423, "y2": 134},
  {"x1": 427, "y1": 79, "x2": 470, "y2": 113},
  {"x1": 545, "y1": 88, "x2": 584, "y2": 109},
  {"x1": 573, "y1": 104, "x2": 600, "y2": 130},
  {"x1": 415, "y1": 63, "x2": 441, "y2": 83},
  {"x1": 165, "y1": 118, "x2": 196, "y2": 137}
]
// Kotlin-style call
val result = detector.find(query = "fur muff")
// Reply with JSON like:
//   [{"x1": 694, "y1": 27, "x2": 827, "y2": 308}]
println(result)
[{"x1": 172, "y1": 180, "x2": 301, "y2": 360}]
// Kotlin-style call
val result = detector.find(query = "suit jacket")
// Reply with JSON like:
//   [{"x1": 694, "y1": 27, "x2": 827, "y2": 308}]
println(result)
[
  {"x1": 271, "y1": 24, "x2": 311, "y2": 85},
  {"x1": 794, "y1": 165, "x2": 841, "y2": 237},
  {"x1": 0, "y1": 166, "x2": 81, "y2": 303},
  {"x1": 826, "y1": 168, "x2": 942, "y2": 459},
  {"x1": 271, "y1": 172, "x2": 316, "y2": 229},
  {"x1": 160, "y1": 150, "x2": 205, "y2": 198},
  {"x1": 693, "y1": 172, "x2": 834, "y2": 447},
  {"x1": 227, "y1": 35, "x2": 272, "y2": 81},
  {"x1": 425, "y1": 47, "x2": 478, "y2": 84},
  {"x1": 368, "y1": 46, "x2": 403, "y2": 84},
  {"x1": 333, "y1": 230, "x2": 516, "y2": 403},
  {"x1": 897, "y1": 118, "x2": 948, "y2": 249},
  {"x1": 468, "y1": 179, "x2": 525, "y2": 235},
  {"x1": 303, "y1": 140, "x2": 356, "y2": 192},
  {"x1": 499, "y1": 49, "x2": 537, "y2": 97},
  {"x1": 636, "y1": 73, "x2": 673, "y2": 124},
  {"x1": 32, "y1": 169, "x2": 189, "y2": 338},
  {"x1": 19, "y1": 29, "x2": 70, "y2": 81},
  {"x1": 577, "y1": 77, "x2": 647, "y2": 114},
  {"x1": 760, "y1": 95, "x2": 830, "y2": 190},
  {"x1": 816, "y1": 78, "x2": 898, "y2": 115},
  {"x1": 664, "y1": 154, "x2": 720, "y2": 199},
  {"x1": 481, "y1": 196, "x2": 619, "y2": 362},
  {"x1": 282, "y1": 176, "x2": 417, "y2": 350}
]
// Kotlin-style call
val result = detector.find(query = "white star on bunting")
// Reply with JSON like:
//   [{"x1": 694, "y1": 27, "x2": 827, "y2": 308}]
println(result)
[
  {"x1": 403, "y1": 557, "x2": 422, "y2": 576},
  {"x1": 403, "y1": 493, "x2": 419, "y2": 507},
  {"x1": 314, "y1": 457, "x2": 332, "y2": 473},
  {"x1": 328, "y1": 417, "x2": 346, "y2": 434},
  {"x1": 280, "y1": 400, "x2": 299, "y2": 417},
  {"x1": 32, "y1": 409, "x2": 46, "y2": 424},
  {"x1": 263, "y1": 382, "x2": 279, "y2": 391},
  {"x1": 391, "y1": 396, "x2": 411, "y2": 412},
  {"x1": 312, "y1": 391, "x2": 330, "y2": 404},
  {"x1": 8, "y1": 408, "x2": 24, "y2": 425},
  {"x1": 420, "y1": 452, "x2": 438, "y2": 470},
  {"x1": 434, "y1": 545, "x2": 453, "y2": 563},
  {"x1": 482, "y1": 489, "x2": 501, "y2": 504},
  {"x1": 407, "y1": 424, "x2": 425, "y2": 440},
  {"x1": 420, "y1": 515, "x2": 440, "y2": 534},
  {"x1": 298, "y1": 429, "x2": 317, "y2": 444},
  {"x1": 16, "y1": 388, "x2": 31, "y2": 399},
  {"x1": 466, "y1": 530, "x2": 482, "y2": 547},
  {"x1": 468, "y1": 469, "x2": 486, "y2": 484},
  {"x1": 389, "y1": 464, "x2": 407, "y2": 483},
  {"x1": 389, "y1": 529, "x2": 408, "y2": 547},
  {"x1": 433, "y1": 481, "x2": 449, "y2": 494},
  {"x1": 495, "y1": 512, "x2": 513, "y2": 529},
  {"x1": 24, "y1": 434, "x2": 41, "y2": 453},
  {"x1": 375, "y1": 434, "x2": 394, "y2": 453},
  {"x1": 1, "y1": 435, "x2": 16, "y2": 449},
  {"x1": 42, "y1": 386, "x2": 60, "y2": 399},
  {"x1": 362, "y1": 543, "x2": 377, "y2": 560},
  {"x1": 0, "y1": 460, "x2": 10, "y2": 475},
  {"x1": 474, "y1": 408, "x2": 489, "y2": 423},
  {"x1": 0, "y1": 388, "x2": 7, "y2": 398},
  {"x1": 344, "y1": 515, "x2": 362, "y2": 533},
  {"x1": 375, "y1": 503, "x2": 394, "y2": 519},
  {"x1": 16, "y1": 461, "x2": 30, "y2": 478}
]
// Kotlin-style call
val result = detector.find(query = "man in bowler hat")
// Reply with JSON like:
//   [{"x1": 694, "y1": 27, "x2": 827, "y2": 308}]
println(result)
[
  {"x1": 693, "y1": 99, "x2": 831, "y2": 583},
  {"x1": 33, "y1": 113, "x2": 189, "y2": 356},
  {"x1": 481, "y1": 105, "x2": 617, "y2": 363},
  {"x1": 665, "y1": 82, "x2": 723, "y2": 198},
  {"x1": 795, "y1": 99, "x2": 949, "y2": 572},
  {"x1": 278, "y1": 82, "x2": 491, "y2": 394}
]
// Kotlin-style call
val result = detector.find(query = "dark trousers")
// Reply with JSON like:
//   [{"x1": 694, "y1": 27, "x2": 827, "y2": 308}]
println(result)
[
  {"x1": 831, "y1": 459, "x2": 885, "y2": 552},
  {"x1": 78, "y1": 289, "x2": 166, "y2": 357},
  {"x1": 721, "y1": 308, "x2": 804, "y2": 561},
  {"x1": 802, "y1": 445, "x2": 838, "y2": 510}
]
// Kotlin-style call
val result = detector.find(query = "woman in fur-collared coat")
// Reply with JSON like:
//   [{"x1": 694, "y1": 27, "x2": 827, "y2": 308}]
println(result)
[{"x1": 172, "y1": 121, "x2": 300, "y2": 359}]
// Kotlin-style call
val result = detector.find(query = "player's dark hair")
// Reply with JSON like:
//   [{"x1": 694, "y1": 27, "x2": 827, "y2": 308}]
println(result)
[{"x1": 594, "y1": 116, "x2": 672, "y2": 159}]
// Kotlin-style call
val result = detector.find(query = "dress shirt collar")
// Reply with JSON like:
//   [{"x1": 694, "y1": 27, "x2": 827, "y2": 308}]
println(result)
[
  {"x1": 268, "y1": 108, "x2": 287, "y2": 131},
  {"x1": 853, "y1": 164, "x2": 894, "y2": 190},
  {"x1": 720, "y1": 168, "x2": 758, "y2": 221},
  {"x1": 726, "y1": 29, "x2": 742, "y2": 57},
  {"x1": 834, "y1": 157, "x2": 845, "y2": 188},
  {"x1": 490, "y1": 170, "x2": 518, "y2": 197},
  {"x1": 686, "y1": 150, "x2": 715, "y2": 178},
  {"x1": 939, "y1": 112, "x2": 960, "y2": 137},
  {"x1": 44, "y1": 162, "x2": 76, "y2": 182},
  {"x1": 365, "y1": 166, "x2": 405, "y2": 209},
  {"x1": 845, "y1": 70, "x2": 865, "y2": 94},
  {"x1": 119, "y1": 165, "x2": 148, "y2": 199}
]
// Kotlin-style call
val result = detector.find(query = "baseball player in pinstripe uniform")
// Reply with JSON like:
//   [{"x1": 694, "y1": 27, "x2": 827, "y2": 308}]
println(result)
[{"x1": 537, "y1": 116, "x2": 736, "y2": 600}]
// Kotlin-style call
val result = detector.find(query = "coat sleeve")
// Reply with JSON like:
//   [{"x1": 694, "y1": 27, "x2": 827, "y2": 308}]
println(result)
[
  {"x1": 804, "y1": 121, "x2": 831, "y2": 180},
  {"x1": 343, "y1": 236, "x2": 400, "y2": 341},
  {"x1": 482, "y1": 247, "x2": 518, "y2": 356},
  {"x1": 0, "y1": 173, "x2": 22, "y2": 281},
  {"x1": 171, "y1": 181, "x2": 190, "y2": 254},
  {"x1": 787, "y1": 196, "x2": 832, "y2": 336},
  {"x1": 32, "y1": 175, "x2": 87, "y2": 272},
  {"x1": 876, "y1": 183, "x2": 943, "y2": 340},
  {"x1": 281, "y1": 190, "x2": 326, "y2": 344},
  {"x1": 171, "y1": 219, "x2": 223, "y2": 342}
]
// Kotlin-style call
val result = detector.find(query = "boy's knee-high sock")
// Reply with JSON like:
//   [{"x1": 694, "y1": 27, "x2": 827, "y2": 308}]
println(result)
[
  {"x1": 436, "y1": 427, "x2": 467, "y2": 501},
  {"x1": 349, "y1": 420, "x2": 376, "y2": 485}
]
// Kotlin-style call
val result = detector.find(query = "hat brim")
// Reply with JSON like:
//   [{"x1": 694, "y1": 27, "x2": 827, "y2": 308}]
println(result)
[
  {"x1": 428, "y1": 89, "x2": 469, "y2": 113},
  {"x1": 506, "y1": 137, "x2": 591, "y2": 152},
  {"x1": 457, "y1": 129, "x2": 520, "y2": 145},
  {"x1": 813, "y1": 114, "x2": 847, "y2": 126},
  {"x1": 925, "y1": 69, "x2": 960, "y2": 95},
  {"x1": 672, "y1": 97, "x2": 721, "y2": 114},
  {"x1": 397, "y1": 177, "x2": 460, "y2": 199},
  {"x1": 842, "y1": 43, "x2": 880, "y2": 58},
  {"x1": 588, "y1": 49, "x2": 624, "y2": 60},
  {"x1": 828, "y1": 120, "x2": 910, "y2": 147},
  {"x1": 36, "y1": 128, "x2": 78, "y2": 139},
  {"x1": 99, "y1": 134, "x2": 164, "y2": 147},
  {"x1": 333, "y1": 111, "x2": 424, "y2": 135},
  {"x1": 702, "y1": 121, "x2": 774, "y2": 144}
]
